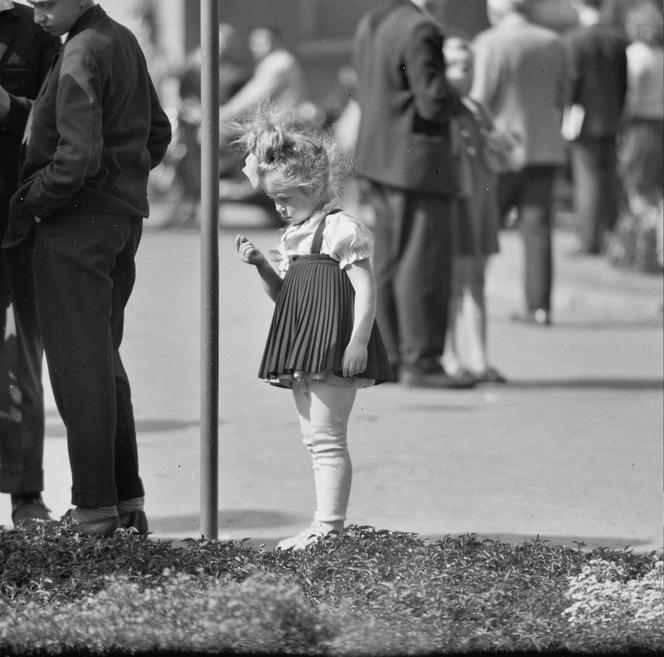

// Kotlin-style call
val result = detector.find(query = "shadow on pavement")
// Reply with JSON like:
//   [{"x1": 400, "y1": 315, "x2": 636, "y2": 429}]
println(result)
[
  {"x1": 504, "y1": 377, "x2": 663, "y2": 391},
  {"x1": 148, "y1": 509, "x2": 301, "y2": 536},
  {"x1": 544, "y1": 319, "x2": 663, "y2": 330}
]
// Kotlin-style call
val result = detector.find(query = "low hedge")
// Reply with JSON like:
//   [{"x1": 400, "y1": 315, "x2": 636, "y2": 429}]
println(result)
[{"x1": 0, "y1": 522, "x2": 661, "y2": 655}]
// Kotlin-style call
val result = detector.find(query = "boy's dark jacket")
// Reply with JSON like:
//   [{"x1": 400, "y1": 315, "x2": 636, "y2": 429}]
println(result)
[
  {"x1": 5, "y1": 4, "x2": 171, "y2": 247},
  {"x1": 0, "y1": 1, "x2": 60, "y2": 205}
]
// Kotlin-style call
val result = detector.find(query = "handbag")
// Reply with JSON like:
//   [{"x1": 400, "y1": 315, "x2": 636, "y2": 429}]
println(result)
[{"x1": 463, "y1": 98, "x2": 526, "y2": 174}]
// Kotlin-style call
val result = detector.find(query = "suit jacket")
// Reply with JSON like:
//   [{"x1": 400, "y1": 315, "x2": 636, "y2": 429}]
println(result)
[
  {"x1": 471, "y1": 14, "x2": 567, "y2": 166},
  {"x1": 565, "y1": 24, "x2": 628, "y2": 138},
  {"x1": 5, "y1": 5, "x2": 171, "y2": 247},
  {"x1": 353, "y1": 0, "x2": 461, "y2": 195},
  {"x1": 0, "y1": 2, "x2": 60, "y2": 215}
]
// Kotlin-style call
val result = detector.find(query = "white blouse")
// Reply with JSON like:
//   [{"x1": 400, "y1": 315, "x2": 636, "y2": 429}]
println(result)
[{"x1": 270, "y1": 205, "x2": 374, "y2": 278}]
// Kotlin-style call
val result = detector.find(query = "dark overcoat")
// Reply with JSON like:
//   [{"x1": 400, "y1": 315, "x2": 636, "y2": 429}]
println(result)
[{"x1": 353, "y1": 0, "x2": 460, "y2": 196}]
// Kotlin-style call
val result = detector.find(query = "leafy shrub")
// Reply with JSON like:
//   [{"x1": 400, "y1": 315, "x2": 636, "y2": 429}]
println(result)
[{"x1": 0, "y1": 522, "x2": 661, "y2": 655}]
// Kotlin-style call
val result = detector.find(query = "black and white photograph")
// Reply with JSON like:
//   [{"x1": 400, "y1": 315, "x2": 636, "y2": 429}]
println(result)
[{"x1": 0, "y1": 0, "x2": 662, "y2": 654}]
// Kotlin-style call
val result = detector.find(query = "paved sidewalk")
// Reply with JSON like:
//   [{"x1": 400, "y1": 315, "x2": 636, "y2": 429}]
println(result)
[{"x1": 2, "y1": 211, "x2": 662, "y2": 553}]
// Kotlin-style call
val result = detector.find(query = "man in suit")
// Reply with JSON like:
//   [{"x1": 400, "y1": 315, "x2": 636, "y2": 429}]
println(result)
[
  {"x1": 0, "y1": 0, "x2": 59, "y2": 526},
  {"x1": 565, "y1": 0, "x2": 628, "y2": 254},
  {"x1": 354, "y1": 0, "x2": 475, "y2": 388},
  {"x1": 472, "y1": 0, "x2": 567, "y2": 326},
  {"x1": 0, "y1": 0, "x2": 171, "y2": 535}
]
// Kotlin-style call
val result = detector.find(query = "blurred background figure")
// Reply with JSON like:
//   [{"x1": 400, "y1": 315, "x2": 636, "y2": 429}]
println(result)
[
  {"x1": 220, "y1": 26, "x2": 308, "y2": 122},
  {"x1": 158, "y1": 23, "x2": 251, "y2": 228},
  {"x1": 564, "y1": 0, "x2": 628, "y2": 256},
  {"x1": 441, "y1": 33, "x2": 505, "y2": 385},
  {"x1": 218, "y1": 25, "x2": 311, "y2": 220},
  {"x1": 353, "y1": 0, "x2": 477, "y2": 389},
  {"x1": 0, "y1": 0, "x2": 60, "y2": 526},
  {"x1": 608, "y1": 1, "x2": 664, "y2": 273},
  {"x1": 471, "y1": 0, "x2": 567, "y2": 327}
]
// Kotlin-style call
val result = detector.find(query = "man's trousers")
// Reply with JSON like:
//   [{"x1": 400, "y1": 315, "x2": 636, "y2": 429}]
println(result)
[{"x1": 360, "y1": 180, "x2": 453, "y2": 373}]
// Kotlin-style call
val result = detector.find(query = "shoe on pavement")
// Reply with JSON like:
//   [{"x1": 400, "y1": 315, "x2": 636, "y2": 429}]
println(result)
[
  {"x1": 510, "y1": 309, "x2": 552, "y2": 326},
  {"x1": 277, "y1": 522, "x2": 344, "y2": 551},
  {"x1": 61, "y1": 509, "x2": 119, "y2": 537},
  {"x1": 11, "y1": 494, "x2": 53, "y2": 527},
  {"x1": 119, "y1": 510, "x2": 149, "y2": 535},
  {"x1": 400, "y1": 369, "x2": 476, "y2": 389}
]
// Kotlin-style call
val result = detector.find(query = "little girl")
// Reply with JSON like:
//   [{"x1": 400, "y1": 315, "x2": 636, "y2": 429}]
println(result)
[{"x1": 234, "y1": 113, "x2": 392, "y2": 550}]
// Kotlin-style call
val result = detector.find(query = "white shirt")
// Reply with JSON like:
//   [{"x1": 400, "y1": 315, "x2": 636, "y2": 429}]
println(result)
[{"x1": 271, "y1": 206, "x2": 374, "y2": 278}]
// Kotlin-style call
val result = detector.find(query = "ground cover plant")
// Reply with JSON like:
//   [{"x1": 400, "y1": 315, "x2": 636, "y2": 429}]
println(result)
[{"x1": 0, "y1": 522, "x2": 661, "y2": 656}]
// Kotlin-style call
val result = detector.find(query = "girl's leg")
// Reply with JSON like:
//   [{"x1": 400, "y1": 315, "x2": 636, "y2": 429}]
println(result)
[
  {"x1": 293, "y1": 376, "x2": 356, "y2": 525},
  {"x1": 280, "y1": 376, "x2": 356, "y2": 550}
]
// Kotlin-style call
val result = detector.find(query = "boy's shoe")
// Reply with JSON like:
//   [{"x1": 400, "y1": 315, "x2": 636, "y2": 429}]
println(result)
[
  {"x1": 61, "y1": 509, "x2": 119, "y2": 537},
  {"x1": 11, "y1": 495, "x2": 53, "y2": 527},
  {"x1": 277, "y1": 522, "x2": 344, "y2": 551},
  {"x1": 119, "y1": 510, "x2": 149, "y2": 535}
]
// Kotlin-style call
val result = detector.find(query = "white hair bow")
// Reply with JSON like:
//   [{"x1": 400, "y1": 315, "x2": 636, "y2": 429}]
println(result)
[{"x1": 242, "y1": 153, "x2": 260, "y2": 188}]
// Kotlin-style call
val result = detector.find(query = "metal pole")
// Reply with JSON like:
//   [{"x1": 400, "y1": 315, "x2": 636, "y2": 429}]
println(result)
[{"x1": 200, "y1": 0, "x2": 219, "y2": 539}]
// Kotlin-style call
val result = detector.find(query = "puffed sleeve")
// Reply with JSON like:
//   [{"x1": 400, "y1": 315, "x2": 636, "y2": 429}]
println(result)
[
  {"x1": 324, "y1": 212, "x2": 374, "y2": 269},
  {"x1": 268, "y1": 241, "x2": 289, "y2": 278}
]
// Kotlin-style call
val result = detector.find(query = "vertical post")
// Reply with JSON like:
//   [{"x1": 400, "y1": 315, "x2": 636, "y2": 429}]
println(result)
[{"x1": 200, "y1": 0, "x2": 219, "y2": 539}]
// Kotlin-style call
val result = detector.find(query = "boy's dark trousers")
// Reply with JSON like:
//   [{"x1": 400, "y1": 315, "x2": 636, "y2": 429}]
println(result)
[
  {"x1": 0, "y1": 208, "x2": 45, "y2": 496},
  {"x1": 30, "y1": 211, "x2": 145, "y2": 507}
]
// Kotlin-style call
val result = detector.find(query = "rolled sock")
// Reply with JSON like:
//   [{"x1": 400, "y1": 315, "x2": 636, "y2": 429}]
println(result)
[
  {"x1": 11, "y1": 493, "x2": 41, "y2": 511},
  {"x1": 74, "y1": 505, "x2": 118, "y2": 523},
  {"x1": 117, "y1": 497, "x2": 145, "y2": 513}
]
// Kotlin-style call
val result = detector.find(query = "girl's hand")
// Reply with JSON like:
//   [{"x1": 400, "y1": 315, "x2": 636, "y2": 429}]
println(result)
[
  {"x1": 342, "y1": 340, "x2": 368, "y2": 378},
  {"x1": 235, "y1": 234, "x2": 264, "y2": 265}
]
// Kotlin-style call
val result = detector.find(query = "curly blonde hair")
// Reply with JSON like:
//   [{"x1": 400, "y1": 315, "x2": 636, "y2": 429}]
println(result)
[{"x1": 234, "y1": 106, "x2": 353, "y2": 199}]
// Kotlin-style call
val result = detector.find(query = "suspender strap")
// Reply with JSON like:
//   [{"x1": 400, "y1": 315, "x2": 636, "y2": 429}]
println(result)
[{"x1": 310, "y1": 209, "x2": 342, "y2": 254}]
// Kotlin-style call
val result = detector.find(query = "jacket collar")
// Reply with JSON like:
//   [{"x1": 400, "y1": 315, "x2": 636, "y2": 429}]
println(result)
[{"x1": 66, "y1": 4, "x2": 106, "y2": 41}]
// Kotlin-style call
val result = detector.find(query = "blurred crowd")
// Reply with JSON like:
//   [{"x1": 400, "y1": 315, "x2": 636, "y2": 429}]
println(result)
[
  {"x1": 141, "y1": 0, "x2": 663, "y2": 387},
  {"x1": 150, "y1": 0, "x2": 662, "y2": 283}
]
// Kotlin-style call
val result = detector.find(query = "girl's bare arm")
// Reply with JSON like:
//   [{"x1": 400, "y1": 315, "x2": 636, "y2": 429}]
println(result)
[
  {"x1": 235, "y1": 234, "x2": 283, "y2": 302},
  {"x1": 343, "y1": 258, "x2": 376, "y2": 377}
]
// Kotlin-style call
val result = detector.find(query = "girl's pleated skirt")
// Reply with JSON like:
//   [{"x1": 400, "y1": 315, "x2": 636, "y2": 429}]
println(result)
[{"x1": 259, "y1": 254, "x2": 393, "y2": 388}]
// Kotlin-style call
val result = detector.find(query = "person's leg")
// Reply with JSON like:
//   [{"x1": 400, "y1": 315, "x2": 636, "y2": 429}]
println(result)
[
  {"x1": 280, "y1": 376, "x2": 356, "y2": 549},
  {"x1": 497, "y1": 172, "x2": 522, "y2": 228},
  {"x1": 360, "y1": 179, "x2": 400, "y2": 372},
  {"x1": 571, "y1": 139, "x2": 603, "y2": 254},
  {"x1": 109, "y1": 220, "x2": 145, "y2": 505},
  {"x1": 393, "y1": 191, "x2": 451, "y2": 372},
  {"x1": 441, "y1": 257, "x2": 467, "y2": 376},
  {"x1": 460, "y1": 256, "x2": 488, "y2": 376},
  {"x1": 0, "y1": 237, "x2": 47, "y2": 520},
  {"x1": 32, "y1": 212, "x2": 138, "y2": 510},
  {"x1": 519, "y1": 166, "x2": 556, "y2": 316},
  {"x1": 601, "y1": 138, "x2": 620, "y2": 239}
]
